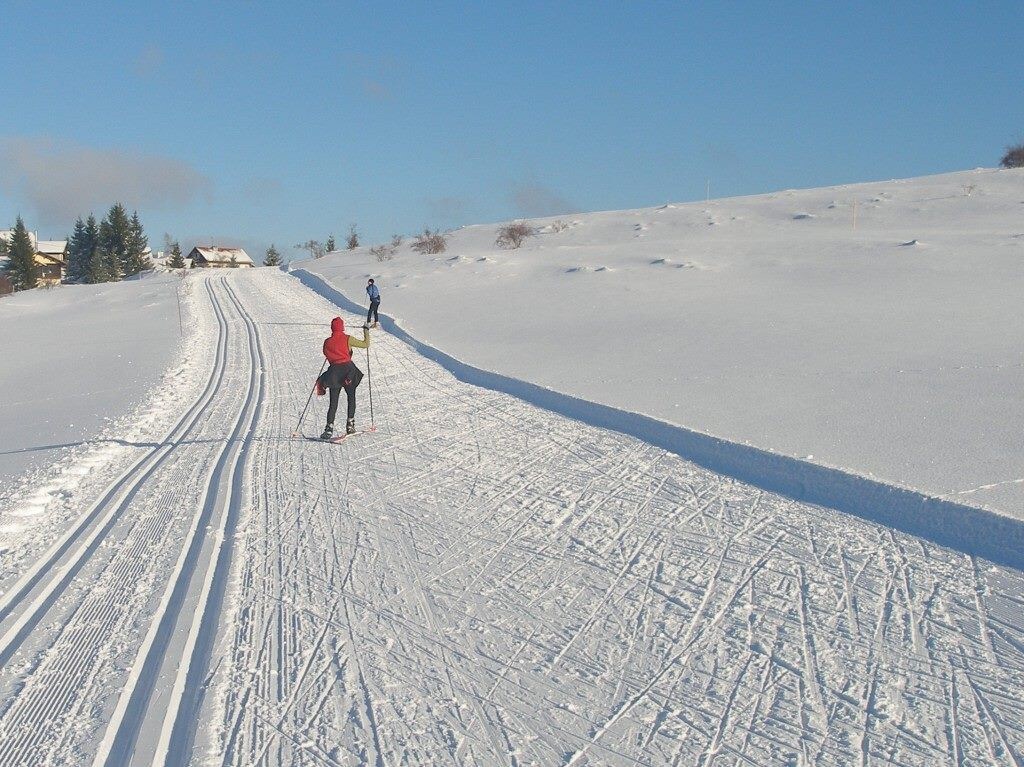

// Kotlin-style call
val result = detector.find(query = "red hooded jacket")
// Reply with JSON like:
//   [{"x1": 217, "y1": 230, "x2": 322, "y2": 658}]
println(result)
[{"x1": 323, "y1": 317, "x2": 352, "y2": 364}]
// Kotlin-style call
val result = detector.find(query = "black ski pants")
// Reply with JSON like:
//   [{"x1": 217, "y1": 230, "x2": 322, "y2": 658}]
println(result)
[
  {"x1": 367, "y1": 300, "x2": 380, "y2": 324},
  {"x1": 327, "y1": 385, "x2": 357, "y2": 426}
]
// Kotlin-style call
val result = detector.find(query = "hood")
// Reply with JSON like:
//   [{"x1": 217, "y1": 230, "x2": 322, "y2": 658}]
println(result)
[{"x1": 331, "y1": 317, "x2": 344, "y2": 333}]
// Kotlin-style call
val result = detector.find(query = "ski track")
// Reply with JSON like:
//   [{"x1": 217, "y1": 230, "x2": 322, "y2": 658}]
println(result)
[{"x1": 0, "y1": 268, "x2": 1022, "y2": 765}]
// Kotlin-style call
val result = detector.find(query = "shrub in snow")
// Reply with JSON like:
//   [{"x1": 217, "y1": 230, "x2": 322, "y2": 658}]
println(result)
[
  {"x1": 411, "y1": 228, "x2": 447, "y2": 255},
  {"x1": 550, "y1": 219, "x2": 569, "y2": 233},
  {"x1": 1000, "y1": 143, "x2": 1024, "y2": 169},
  {"x1": 496, "y1": 221, "x2": 536, "y2": 249},
  {"x1": 370, "y1": 244, "x2": 394, "y2": 262},
  {"x1": 346, "y1": 224, "x2": 360, "y2": 250}
]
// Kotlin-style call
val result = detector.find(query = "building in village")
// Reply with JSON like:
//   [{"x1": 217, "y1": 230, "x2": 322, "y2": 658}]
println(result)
[
  {"x1": 187, "y1": 246, "x2": 254, "y2": 268},
  {"x1": 0, "y1": 229, "x2": 68, "y2": 286},
  {"x1": 34, "y1": 240, "x2": 68, "y2": 285}
]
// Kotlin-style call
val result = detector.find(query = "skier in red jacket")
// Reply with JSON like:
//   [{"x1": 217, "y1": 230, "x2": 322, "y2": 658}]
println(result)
[{"x1": 316, "y1": 317, "x2": 370, "y2": 439}]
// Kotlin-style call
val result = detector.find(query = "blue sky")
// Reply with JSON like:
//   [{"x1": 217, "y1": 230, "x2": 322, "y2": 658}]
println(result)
[{"x1": 1, "y1": 1, "x2": 1021, "y2": 256}]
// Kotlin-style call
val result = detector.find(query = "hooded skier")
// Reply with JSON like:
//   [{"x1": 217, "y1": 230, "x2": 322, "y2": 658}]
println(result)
[
  {"x1": 366, "y1": 279, "x2": 381, "y2": 328},
  {"x1": 316, "y1": 317, "x2": 370, "y2": 439}
]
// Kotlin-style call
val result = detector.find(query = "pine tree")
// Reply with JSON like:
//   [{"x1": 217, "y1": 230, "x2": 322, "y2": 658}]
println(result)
[
  {"x1": 66, "y1": 217, "x2": 88, "y2": 283},
  {"x1": 325, "y1": 234, "x2": 336, "y2": 253},
  {"x1": 346, "y1": 224, "x2": 359, "y2": 250},
  {"x1": 123, "y1": 211, "x2": 152, "y2": 276},
  {"x1": 167, "y1": 241, "x2": 185, "y2": 270},
  {"x1": 99, "y1": 203, "x2": 132, "y2": 281},
  {"x1": 263, "y1": 244, "x2": 281, "y2": 266},
  {"x1": 84, "y1": 215, "x2": 105, "y2": 283},
  {"x1": 3, "y1": 216, "x2": 39, "y2": 290}
]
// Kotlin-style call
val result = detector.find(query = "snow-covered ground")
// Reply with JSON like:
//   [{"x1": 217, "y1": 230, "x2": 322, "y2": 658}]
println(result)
[
  {"x1": 0, "y1": 268, "x2": 1022, "y2": 765},
  {"x1": 0, "y1": 275, "x2": 189, "y2": 490},
  {"x1": 298, "y1": 167, "x2": 1024, "y2": 518}
]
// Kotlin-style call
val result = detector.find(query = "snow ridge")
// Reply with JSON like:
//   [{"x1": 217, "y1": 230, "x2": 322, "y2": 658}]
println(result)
[{"x1": 293, "y1": 267, "x2": 1024, "y2": 571}]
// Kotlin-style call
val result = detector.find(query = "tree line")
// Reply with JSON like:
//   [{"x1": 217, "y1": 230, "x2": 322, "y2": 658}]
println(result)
[
  {"x1": 66, "y1": 204, "x2": 152, "y2": 283},
  {"x1": 1, "y1": 203, "x2": 152, "y2": 291}
]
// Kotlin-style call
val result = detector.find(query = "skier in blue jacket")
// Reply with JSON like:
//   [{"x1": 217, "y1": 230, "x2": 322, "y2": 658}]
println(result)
[{"x1": 366, "y1": 279, "x2": 381, "y2": 328}]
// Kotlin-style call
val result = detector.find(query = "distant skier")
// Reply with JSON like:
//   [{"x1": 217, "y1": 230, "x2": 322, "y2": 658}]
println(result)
[
  {"x1": 316, "y1": 317, "x2": 370, "y2": 439},
  {"x1": 366, "y1": 279, "x2": 381, "y2": 328}
]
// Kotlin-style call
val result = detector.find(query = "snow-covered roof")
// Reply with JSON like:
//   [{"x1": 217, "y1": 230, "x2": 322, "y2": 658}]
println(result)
[
  {"x1": 189, "y1": 246, "x2": 254, "y2": 265},
  {"x1": 36, "y1": 240, "x2": 67, "y2": 256}
]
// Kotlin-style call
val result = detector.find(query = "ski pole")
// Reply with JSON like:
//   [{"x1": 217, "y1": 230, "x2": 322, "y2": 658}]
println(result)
[
  {"x1": 365, "y1": 341, "x2": 376, "y2": 431},
  {"x1": 292, "y1": 357, "x2": 328, "y2": 437}
]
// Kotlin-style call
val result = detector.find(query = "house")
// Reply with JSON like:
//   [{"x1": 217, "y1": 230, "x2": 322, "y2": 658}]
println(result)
[
  {"x1": 187, "y1": 246, "x2": 254, "y2": 268},
  {"x1": 1, "y1": 229, "x2": 66, "y2": 285},
  {"x1": 35, "y1": 240, "x2": 67, "y2": 285}
]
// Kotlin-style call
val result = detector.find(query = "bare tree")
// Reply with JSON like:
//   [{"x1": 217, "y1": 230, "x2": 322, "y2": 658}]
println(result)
[
  {"x1": 496, "y1": 221, "x2": 536, "y2": 249},
  {"x1": 410, "y1": 227, "x2": 447, "y2": 255},
  {"x1": 296, "y1": 239, "x2": 325, "y2": 259}
]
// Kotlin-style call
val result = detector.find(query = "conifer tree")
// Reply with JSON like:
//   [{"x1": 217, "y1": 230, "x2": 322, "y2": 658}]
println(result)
[
  {"x1": 3, "y1": 216, "x2": 39, "y2": 290},
  {"x1": 123, "y1": 211, "x2": 152, "y2": 276},
  {"x1": 84, "y1": 215, "x2": 105, "y2": 283},
  {"x1": 66, "y1": 217, "x2": 89, "y2": 283},
  {"x1": 263, "y1": 244, "x2": 282, "y2": 266},
  {"x1": 99, "y1": 203, "x2": 132, "y2": 281},
  {"x1": 325, "y1": 234, "x2": 336, "y2": 253},
  {"x1": 167, "y1": 241, "x2": 185, "y2": 270},
  {"x1": 346, "y1": 224, "x2": 359, "y2": 250}
]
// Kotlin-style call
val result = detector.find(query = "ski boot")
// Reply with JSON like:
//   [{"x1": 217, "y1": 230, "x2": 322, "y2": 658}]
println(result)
[
  {"x1": 320, "y1": 424, "x2": 334, "y2": 440},
  {"x1": 346, "y1": 418, "x2": 356, "y2": 435}
]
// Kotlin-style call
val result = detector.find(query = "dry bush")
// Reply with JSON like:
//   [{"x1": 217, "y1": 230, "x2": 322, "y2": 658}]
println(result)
[
  {"x1": 370, "y1": 244, "x2": 393, "y2": 262},
  {"x1": 390, "y1": 234, "x2": 402, "y2": 249},
  {"x1": 496, "y1": 221, "x2": 536, "y2": 249},
  {"x1": 411, "y1": 228, "x2": 447, "y2": 254},
  {"x1": 1001, "y1": 143, "x2": 1024, "y2": 169},
  {"x1": 550, "y1": 219, "x2": 569, "y2": 233}
]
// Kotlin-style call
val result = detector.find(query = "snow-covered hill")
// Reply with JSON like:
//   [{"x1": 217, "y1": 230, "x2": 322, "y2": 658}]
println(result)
[{"x1": 299, "y1": 167, "x2": 1024, "y2": 517}]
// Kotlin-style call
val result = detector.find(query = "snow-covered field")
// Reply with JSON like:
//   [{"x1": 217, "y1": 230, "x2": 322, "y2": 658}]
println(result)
[
  {"x1": 299, "y1": 167, "x2": 1024, "y2": 518},
  {"x1": 0, "y1": 275, "x2": 189, "y2": 491},
  {"x1": 0, "y1": 268, "x2": 1022, "y2": 765}
]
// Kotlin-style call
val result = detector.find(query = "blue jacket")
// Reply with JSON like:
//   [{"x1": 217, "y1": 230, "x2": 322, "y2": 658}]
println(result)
[{"x1": 366, "y1": 283, "x2": 381, "y2": 301}]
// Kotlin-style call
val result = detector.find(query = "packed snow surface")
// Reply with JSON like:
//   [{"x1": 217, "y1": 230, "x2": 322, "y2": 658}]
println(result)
[
  {"x1": 0, "y1": 275, "x2": 189, "y2": 489},
  {"x1": 302, "y1": 167, "x2": 1024, "y2": 517},
  {"x1": 0, "y1": 269, "x2": 1022, "y2": 764}
]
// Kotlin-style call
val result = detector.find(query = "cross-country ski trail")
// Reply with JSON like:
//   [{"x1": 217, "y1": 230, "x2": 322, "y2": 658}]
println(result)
[{"x1": 0, "y1": 268, "x2": 1022, "y2": 766}]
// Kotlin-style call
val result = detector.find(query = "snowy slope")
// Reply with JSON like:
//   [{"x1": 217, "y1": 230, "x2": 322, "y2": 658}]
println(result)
[
  {"x1": 299, "y1": 167, "x2": 1024, "y2": 517},
  {"x1": 1, "y1": 268, "x2": 1022, "y2": 765},
  {"x1": 0, "y1": 276, "x2": 191, "y2": 490}
]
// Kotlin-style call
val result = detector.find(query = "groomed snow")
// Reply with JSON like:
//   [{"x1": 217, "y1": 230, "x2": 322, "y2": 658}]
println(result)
[
  {"x1": 299, "y1": 167, "x2": 1024, "y2": 517},
  {"x1": 0, "y1": 269, "x2": 1021, "y2": 765}
]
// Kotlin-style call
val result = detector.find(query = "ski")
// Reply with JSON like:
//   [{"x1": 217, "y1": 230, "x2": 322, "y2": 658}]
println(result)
[{"x1": 300, "y1": 427, "x2": 377, "y2": 444}]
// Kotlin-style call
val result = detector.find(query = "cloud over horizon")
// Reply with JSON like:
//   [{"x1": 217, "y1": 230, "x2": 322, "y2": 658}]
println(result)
[{"x1": 0, "y1": 136, "x2": 211, "y2": 229}]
